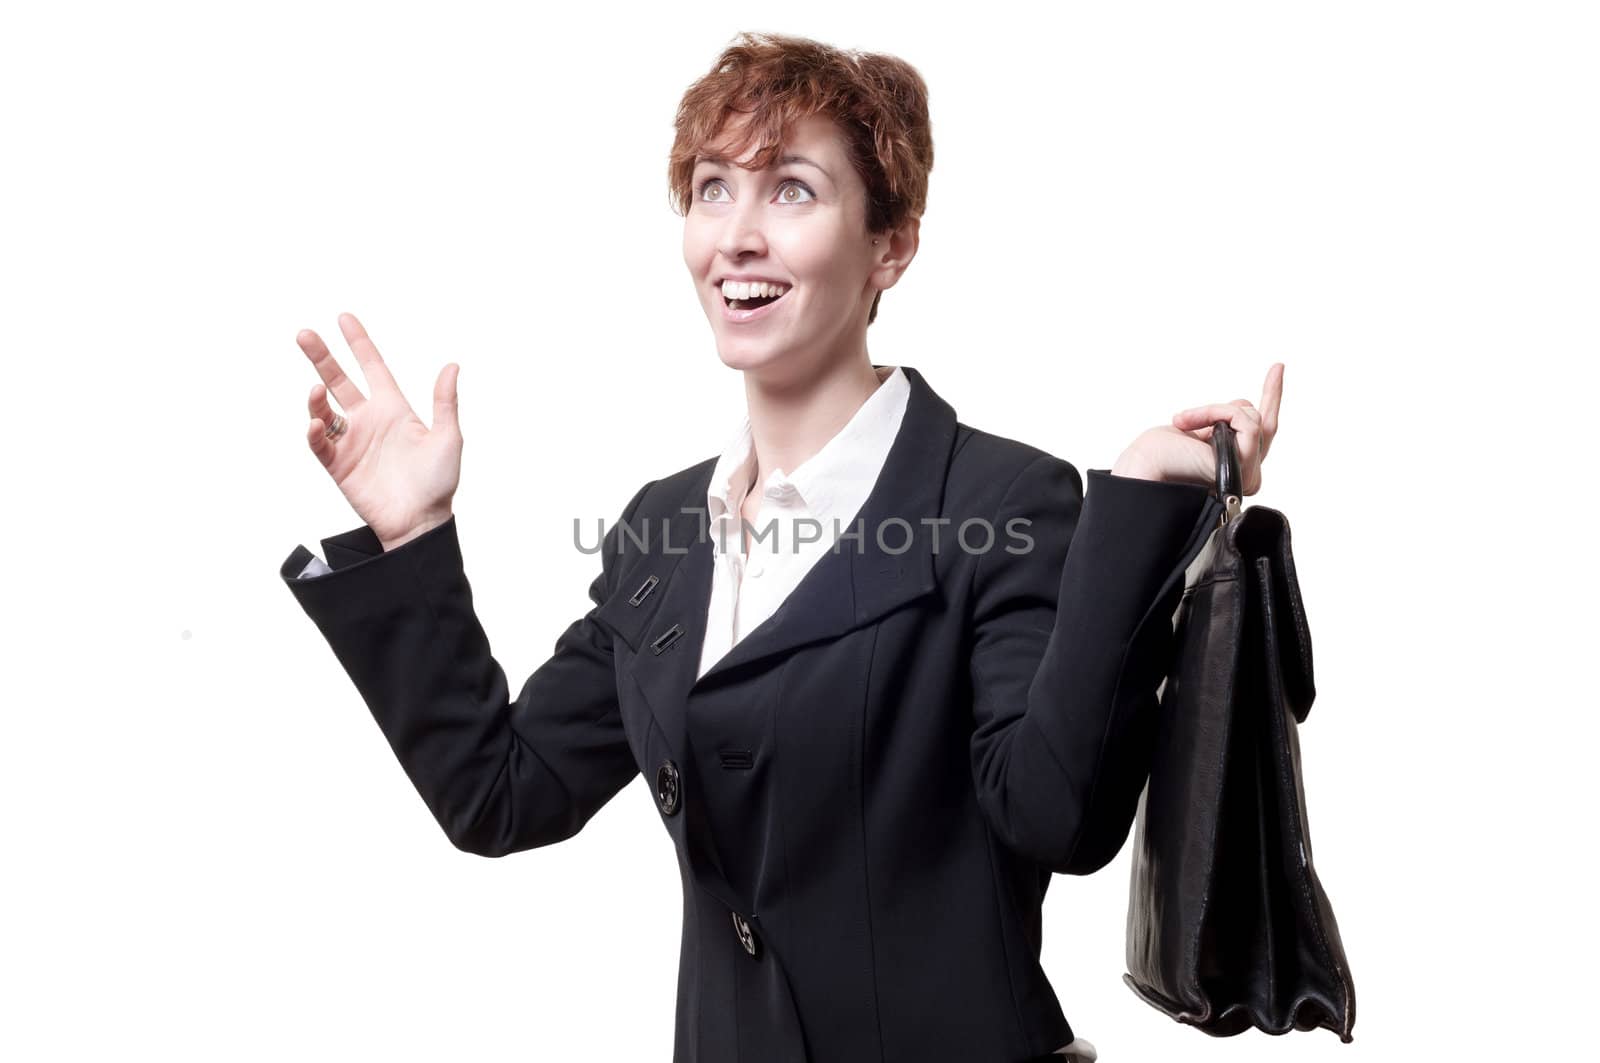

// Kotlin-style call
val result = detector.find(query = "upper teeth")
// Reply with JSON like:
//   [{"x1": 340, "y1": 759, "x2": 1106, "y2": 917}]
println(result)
[{"x1": 721, "y1": 280, "x2": 789, "y2": 299}]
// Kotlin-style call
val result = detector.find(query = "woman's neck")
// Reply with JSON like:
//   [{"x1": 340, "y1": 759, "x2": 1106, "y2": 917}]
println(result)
[{"x1": 741, "y1": 355, "x2": 888, "y2": 491}]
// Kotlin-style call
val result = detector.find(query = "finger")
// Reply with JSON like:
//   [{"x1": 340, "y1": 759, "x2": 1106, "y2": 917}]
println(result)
[
  {"x1": 1170, "y1": 403, "x2": 1265, "y2": 458},
  {"x1": 297, "y1": 328, "x2": 366, "y2": 411},
  {"x1": 1260, "y1": 362, "x2": 1284, "y2": 441},
  {"x1": 1227, "y1": 400, "x2": 1263, "y2": 428},
  {"x1": 338, "y1": 311, "x2": 402, "y2": 396},
  {"x1": 1245, "y1": 364, "x2": 1284, "y2": 463},
  {"x1": 1172, "y1": 403, "x2": 1260, "y2": 431},
  {"x1": 1176, "y1": 403, "x2": 1272, "y2": 492},
  {"x1": 432, "y1": 363, "x2": 461, "y2": 436},
  {"x1": 307, "y1": 382, "x2": 341, "y2": 429},
  {"x1": 305, "y1": 417, "x2": 336, "y2": 470}
]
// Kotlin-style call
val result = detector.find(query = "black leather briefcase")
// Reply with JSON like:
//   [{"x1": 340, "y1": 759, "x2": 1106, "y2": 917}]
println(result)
[{"x1": 1123, "y1": 421, "x2": 1356, "y2": 1042}]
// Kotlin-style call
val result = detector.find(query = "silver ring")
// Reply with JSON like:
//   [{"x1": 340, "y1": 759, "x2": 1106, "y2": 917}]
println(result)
[{"x1": 324, "y1": 413, "x2": 347, "y2": 441}]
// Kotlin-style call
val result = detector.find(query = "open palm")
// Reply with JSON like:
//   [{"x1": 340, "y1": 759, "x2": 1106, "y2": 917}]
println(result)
[{"x1": 296, "y1": 312, "x2": 462, "y2": 550}]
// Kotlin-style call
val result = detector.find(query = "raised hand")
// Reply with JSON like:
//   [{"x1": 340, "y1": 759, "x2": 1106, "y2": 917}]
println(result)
[
  {"x1": 297, "y1": 312, "x2": 463, "y2": 551},
  {"x1": 1110, "y1": 363, "x2": 1283, "y2": 494}
]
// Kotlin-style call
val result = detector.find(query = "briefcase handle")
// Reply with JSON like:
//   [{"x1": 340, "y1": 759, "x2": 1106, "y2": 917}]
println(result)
[{"x1": 1211, "y1": 420, "x2": 1243, "y2": 526}]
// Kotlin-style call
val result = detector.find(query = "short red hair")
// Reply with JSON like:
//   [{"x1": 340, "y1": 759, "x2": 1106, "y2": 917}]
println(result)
[{"x1": 667, "y1": 32, "x2": 934, "y2": 325}]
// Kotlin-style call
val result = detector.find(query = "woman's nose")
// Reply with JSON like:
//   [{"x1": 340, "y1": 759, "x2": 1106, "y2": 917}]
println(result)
[{"x1": 716, "y1": 201, "x2": 769, "y2": 260}]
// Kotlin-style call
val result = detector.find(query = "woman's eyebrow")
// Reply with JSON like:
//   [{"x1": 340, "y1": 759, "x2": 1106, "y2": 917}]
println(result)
[
  {"x1": 695, "y1": 153, "x2": 833, "y2": 182},
  {"x1": 779, "y1": 154, "x2": 832, "y2": 181}
]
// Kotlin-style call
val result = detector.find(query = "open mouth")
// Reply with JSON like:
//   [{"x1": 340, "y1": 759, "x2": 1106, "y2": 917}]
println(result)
[{"x1": 723, "y1": 288, "x2": 789, "y2": 311}]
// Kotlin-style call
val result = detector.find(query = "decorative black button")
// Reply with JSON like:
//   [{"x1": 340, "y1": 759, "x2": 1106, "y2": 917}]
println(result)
[
  {"x1": 655, "y1": 759, "x2": 681, "y2": 817},
  {"x1": 628, "y1": 574, "x2": 658, "y2": 606},
  {"x1": 651, "y1": 623, "x2": 684, "y2": 655},
  {"x1": 718, "y1": 749, "x2": 754, "y2": 771},
  {"x1": 730, "y1": 912, "x2": 760, "y2": 959}
]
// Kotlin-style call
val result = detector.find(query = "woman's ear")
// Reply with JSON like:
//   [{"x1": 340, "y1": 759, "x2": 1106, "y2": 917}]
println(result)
[{"x1": 872, "y1": 215, "x2": 921, "y2": 291}]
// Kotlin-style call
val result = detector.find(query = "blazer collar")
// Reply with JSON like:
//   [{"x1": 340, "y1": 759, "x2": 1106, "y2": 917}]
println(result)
[{"x1": 620, "y1": 362, "x2": 957, "y2": 760}]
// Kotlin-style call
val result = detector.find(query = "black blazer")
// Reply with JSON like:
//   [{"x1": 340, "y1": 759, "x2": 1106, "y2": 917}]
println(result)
[{"x1": 280, "y1": 365, "x2": 1221, "y2": 1063}]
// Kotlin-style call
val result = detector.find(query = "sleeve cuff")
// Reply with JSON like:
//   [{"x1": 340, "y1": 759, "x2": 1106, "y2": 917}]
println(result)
[
  {"x1": 1077, "y1": 469, "x2": 1214, "y2": 560},
  {"x1": 1086, "y1": 466, "x2": 1214, "y2": 509},
  {"x1": 294, "y1": 552, "x2": 332, "y2": 579},
  {"x1": 278, "y1": 516, "x2": 460, "y2": 586}
]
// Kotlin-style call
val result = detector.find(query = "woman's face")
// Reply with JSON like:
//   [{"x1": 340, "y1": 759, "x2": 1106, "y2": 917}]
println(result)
[{"x1": 683, "y1": 113, "x2": 882, "y2": 380}]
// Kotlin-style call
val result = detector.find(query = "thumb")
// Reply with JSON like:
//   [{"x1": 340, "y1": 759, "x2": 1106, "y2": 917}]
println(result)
[{"x1": 433, "y1": 362, "x2": 460, "y2": 435}]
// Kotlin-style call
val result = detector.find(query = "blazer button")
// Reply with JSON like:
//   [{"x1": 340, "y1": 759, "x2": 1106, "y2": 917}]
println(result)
[
  {"x1": 730, "y1": 912, "x2": 761, "y2": 959},
  {"x1": 655, "y1": 759, "x2": 681, "y2": 817}
]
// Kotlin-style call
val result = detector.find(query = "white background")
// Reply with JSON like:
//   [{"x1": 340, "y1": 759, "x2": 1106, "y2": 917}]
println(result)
[{"x1": 4, "y1": 1, "x2": 1595, "y2": 1059}]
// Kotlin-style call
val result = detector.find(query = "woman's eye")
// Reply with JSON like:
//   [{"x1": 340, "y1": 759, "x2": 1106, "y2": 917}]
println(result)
[
  {"x1": 777, "y1": 179, "x2": 815, "y2": 203},
  {"x1": 695, "y1": 177, "x2": 814, "y2": 204}
]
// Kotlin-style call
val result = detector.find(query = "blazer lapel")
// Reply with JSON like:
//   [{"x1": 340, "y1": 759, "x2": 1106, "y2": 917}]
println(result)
[{"x1": 624, "y1": 364, "x2": 959, "y2": 770}]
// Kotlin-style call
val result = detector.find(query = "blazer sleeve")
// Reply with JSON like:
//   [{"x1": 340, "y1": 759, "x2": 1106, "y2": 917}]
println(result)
[
  {"x1": 967, "y1": 455, "x2": 1221, "y2": 875},
  {"x1": 277, "y1": 480, "x2": 654, "y2": 858}
]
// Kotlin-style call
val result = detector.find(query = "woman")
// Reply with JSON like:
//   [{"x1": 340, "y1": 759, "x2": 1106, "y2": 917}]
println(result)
[{"x1": 281, "y1": 32, "x2": 1282, "y2": 1063}]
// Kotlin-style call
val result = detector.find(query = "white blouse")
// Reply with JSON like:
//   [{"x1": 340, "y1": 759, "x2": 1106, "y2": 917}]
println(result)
[{"x1": 697, "y1": 363, "x2": 909, "y2": 681}]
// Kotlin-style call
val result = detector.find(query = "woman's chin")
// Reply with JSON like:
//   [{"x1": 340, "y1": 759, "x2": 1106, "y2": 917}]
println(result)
[{"x1": 714, "y1": 343, "x2": 788, "y2": 373}]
